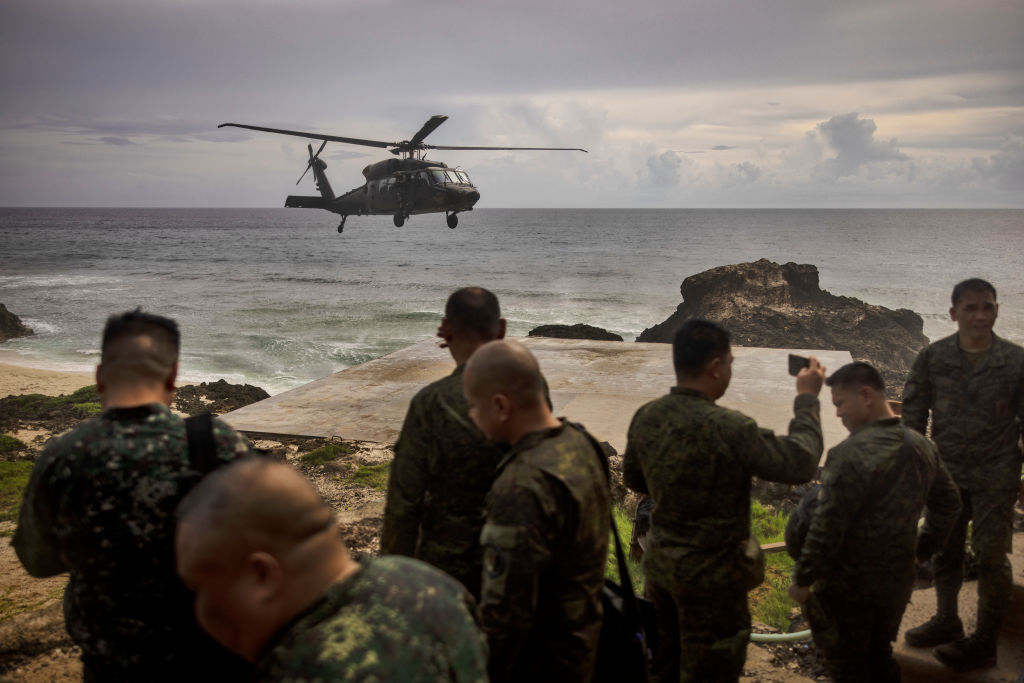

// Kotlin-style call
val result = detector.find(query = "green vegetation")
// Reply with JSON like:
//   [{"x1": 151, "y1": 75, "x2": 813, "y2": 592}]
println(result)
[
  {"x1": 300, "y1": 442, "x2": 354, "y2": 466},
  {"x1": 0, "y1": 385, "x2": 101, "y2": 429},
  {"x1": 605, "y1": 504, "x2": 643, "y2": 593},
  {"x1": 749, "y1": 500, "x2": 797, "y2": 631},
  {"x1": 0, "y1": 460, "x2": 34, "y2": 522},
  {"x1": 0, "y1": 434, "x2": 27, "y2": 456},
  {"x1": 343, "y1": 462, "x2": 390, "y2": 491}
]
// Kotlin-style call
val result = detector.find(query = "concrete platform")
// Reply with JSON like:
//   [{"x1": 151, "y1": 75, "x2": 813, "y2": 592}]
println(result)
[{"x1": 222, "y1": 337, "x2": 852, "y2": 454}]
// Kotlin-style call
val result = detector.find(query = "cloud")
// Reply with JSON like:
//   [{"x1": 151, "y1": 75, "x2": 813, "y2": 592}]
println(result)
[
  {"x1": 971, "y1": 136, "x2": 1024, "y2": 192},
  {"x1": 642, "y1": 150, "x2": 684, "y2": 188},
  {"x1": 711, "y1": 145, "x2": 734, "y2": 151},
  {"x1": 98, "y1": 136, "x2": 134, "y2": 146},
  {"x1": 811, "y1": 113, "x2": 910, "y2": 180},
  {"x1": 725, "y1": 161, "x2": 761, "y2": 186}
]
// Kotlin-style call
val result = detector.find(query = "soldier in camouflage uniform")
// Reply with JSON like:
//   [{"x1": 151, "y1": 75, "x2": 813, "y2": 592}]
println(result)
[
  {"x1": 901, "y1": 278, "x2": 1024, "y2": 671},
  {"x1": 623, "y1": 319, "x2": 825, "y2": 683},
  {"x1": 381, "y1": 286, "x2": 507, "y2": 598},
  {"x1": 463, "y1": 339, "x2": 611, "y2": 683},
  {"x1": 789, "y1": 362, "x2": 961, "y2": 683},
  {"x1": 175, "y1": 458, "x2": 488, "y2": 682},
  {"x1": 13, "y1": 309, "x2": 253, "y2": 681}
]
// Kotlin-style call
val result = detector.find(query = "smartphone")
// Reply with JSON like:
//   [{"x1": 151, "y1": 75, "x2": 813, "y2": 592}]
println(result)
[{"x1": 788, "y1": 354, "x2": 810, "y2": 376}]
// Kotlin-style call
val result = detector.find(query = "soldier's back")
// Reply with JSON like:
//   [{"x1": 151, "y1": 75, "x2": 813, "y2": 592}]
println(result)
[
  {"x1": 14, "y1": 403, "x2": 251, "y2": 678},
  {"x1": 257, "y1": 556, "x2": 488, "y2": 683}
]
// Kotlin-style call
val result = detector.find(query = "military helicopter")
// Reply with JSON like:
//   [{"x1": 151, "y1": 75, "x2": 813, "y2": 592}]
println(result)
[{"x1": 219, "y1": 115, "x2": 587, "y2": 233}]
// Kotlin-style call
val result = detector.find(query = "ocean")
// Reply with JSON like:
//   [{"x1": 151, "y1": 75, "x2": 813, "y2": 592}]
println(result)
[{"x1": 1, "y1": 208, "x2": 1022, "y2": 395}]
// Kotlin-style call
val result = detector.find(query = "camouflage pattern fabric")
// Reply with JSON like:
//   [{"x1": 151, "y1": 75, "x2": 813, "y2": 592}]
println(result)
[
  {"x1": 13, "y1": 403, "x2": 253, "y2": 681},
  {"x1": 793, "y1": 419, "x2": 961, "y2": 681},
  {"x1": 479, "y1": 420, "x2": 611, "y2": 683},
  {"x1": 804, "y1": 590, "x2": 903, "y2": 683},
  {"x1": 793, "y1": 419, "x2": 961, "y2": 600},
  {"x1": 256, "y1": 555, "x2": 488, "y2": 683},
  {"x1": 902, "y1": 333, "x2": 1024, "y2": 491},
  {"x1": 623, "y1": 388, "x2": 822, "y2": 682},
  {"x1": 381, "y1": 365, "x2": 504, "y2": 598},
  {"x1": 902, "y1": 333, "x2": 1024, "y2": 619}
]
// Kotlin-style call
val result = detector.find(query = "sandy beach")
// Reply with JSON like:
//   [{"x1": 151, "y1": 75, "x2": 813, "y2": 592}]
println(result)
[{"x1": 0, "y1": 361, "x2": 94, "y2": 399}]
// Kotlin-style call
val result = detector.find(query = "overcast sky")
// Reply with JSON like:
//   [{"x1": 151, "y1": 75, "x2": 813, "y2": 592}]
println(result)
[{"x1": 1, "y1": 0, "x2": 1021, "y2": 208}]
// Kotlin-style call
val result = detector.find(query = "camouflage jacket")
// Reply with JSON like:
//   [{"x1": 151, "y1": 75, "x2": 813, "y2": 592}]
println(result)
[
  {"x1": 381, "y1": 364, "x2": 505, "y2": 598},
  {"x1": 623, "y1": 388, "x2": 822, "y2": 595},
  {"x1": 479, "y1": 420, "x2": 611, "y2": 683},
  {"x1": 902, "y1": 333, "x2": 1024, "y2": 491},
  {"x1": 794, "y1": 418, "x2": 961, "y2": 602},
  {"x1": 13, "y1": 403, "x2": 253, "y2": 680},
  {"x1": 256, "y1": 556, "x2": 489, "y2": 683}
]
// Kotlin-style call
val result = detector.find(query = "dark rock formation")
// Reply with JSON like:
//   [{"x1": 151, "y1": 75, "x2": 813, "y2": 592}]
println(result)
[
  {"x1": 173, "y1": 379, "x2": 270, "y2": 417},
  {"x1": 0, "y1": 304, "x2": 33, "y2": 342},
  {"x1": 636, "y1": 259, "x2": 928, "y2": 394},
  {"x1": 528, "y1": 323, "x2": 623, "y2": 342}
]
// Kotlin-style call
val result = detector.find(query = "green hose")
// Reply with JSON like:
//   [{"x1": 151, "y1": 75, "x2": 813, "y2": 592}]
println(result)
[{"x1": 750, "y1": 629, "x2": 812, "y2": 642}]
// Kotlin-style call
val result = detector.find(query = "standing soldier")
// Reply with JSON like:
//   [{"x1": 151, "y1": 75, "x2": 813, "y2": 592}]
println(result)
[
  {"x1": 463, "y1": 340, "x2": 611, "y2": 683},
  {"x1": 623, "y1": 319, "x2": 824, "y2": 683},
  {"x1": 13, "y1": 309, "x2": 253, "y2": 681},
  {"x1": 381, "y1": 286, "x2": 506, "y2": 598},
  {"x1": 788, "y1": 362, "x2": 961, "y2": 682},
  {"x1": 902, "y1": 278, "x2": 1024, "y2": 671}
]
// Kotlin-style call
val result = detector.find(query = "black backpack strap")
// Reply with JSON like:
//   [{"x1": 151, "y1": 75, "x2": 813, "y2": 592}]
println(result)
[{"x1": 185, "y1": 411, "x2": 218, "y2": 474}]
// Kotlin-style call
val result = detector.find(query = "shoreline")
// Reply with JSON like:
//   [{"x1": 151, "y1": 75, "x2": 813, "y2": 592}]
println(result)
[{"x1": 0, "y1": 361, "x2": 94, "y2": 398}]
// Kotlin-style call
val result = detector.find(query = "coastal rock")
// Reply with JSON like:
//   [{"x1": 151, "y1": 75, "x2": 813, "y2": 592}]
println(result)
[
  {"x1": 636, "y1": 259, "x2": 928, "y2": 393},
  {"x1": 173, "y1": 379, "x2": 270, "y2": 417},
  {"x1": 528, "y1": 323, "x2": 623, "y2": 342},
  {"x1": 0, "y1": 304, "x2": 33, "y2": 342}
]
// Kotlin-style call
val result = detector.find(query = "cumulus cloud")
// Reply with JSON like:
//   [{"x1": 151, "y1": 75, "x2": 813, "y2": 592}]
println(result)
[
  {"x1": 711, "y1": 145, "x2": 734, "y2": 151},
  {"x1": 811, "y1": 113, "x2": 910, "y2": 180},
  {"x1": 971, "y1": 136, "x2": 1024, "y2": 192},
  {"x1": 725, "y1": 161, "x2": 761, "y2": 186},
  {"x1": 642, "y1": 150, "x2": 684, "y2": 188}
]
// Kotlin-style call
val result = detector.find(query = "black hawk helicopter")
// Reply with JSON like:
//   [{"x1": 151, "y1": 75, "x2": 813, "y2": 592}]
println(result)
[{"x1": 219, "y1": 115, "x2": 587, "y2": 233}]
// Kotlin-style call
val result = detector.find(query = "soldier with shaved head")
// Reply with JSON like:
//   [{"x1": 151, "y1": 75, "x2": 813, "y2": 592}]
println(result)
[
  {"x1": 463, "y1": 339, "x2": 611, "y2": 683},
  {"x1": 175, "y1": 458, "x2": 489, "y2": 682},
  {"x1": 14, "y1": 309, "x2": 253, "y2": 681},
  {"x1": 381, "y1": 286, "x2": 507, "y2": 598}
]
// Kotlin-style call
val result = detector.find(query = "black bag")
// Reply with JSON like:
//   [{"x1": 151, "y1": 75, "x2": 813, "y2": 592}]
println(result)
[
  {"x1": 567, "y1": 421, "x2": 656, "y2": 682},
  {"x1": 594, "y1": 522, "x2": 657, "y2": 683},
  {"x1": 185, "y1": 411, "x2": 218, "y2": 472}
]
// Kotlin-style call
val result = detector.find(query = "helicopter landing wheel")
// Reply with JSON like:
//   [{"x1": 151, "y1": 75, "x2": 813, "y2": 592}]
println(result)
[
  {"x1": 393, "y1": 214, "x2": 406, "y2": 228},
  {"x1": 337, "y1": 216, "x2": 346, "y2": 233},
  {"x1": 446, "y1": 212, "x2": 459, "y2": 229}
]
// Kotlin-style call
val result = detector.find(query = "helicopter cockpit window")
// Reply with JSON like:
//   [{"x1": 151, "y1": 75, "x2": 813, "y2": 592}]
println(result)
[
  {"x1": 453, "y1": 171, "x2": 470, "y2": 184},
  {"x1": 430, "y1": 170, "x2": 448, "y2": 184}
]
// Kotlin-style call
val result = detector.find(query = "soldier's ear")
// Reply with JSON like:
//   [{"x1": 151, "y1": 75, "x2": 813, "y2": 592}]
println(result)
[
  {"x1": 246, "y1": 551, "x2": 284, "y2": 603},
  {"x1": 165, "y1": 362, "x2": 178, "y2": 393},
  {"x1": 96, "y1": 365, "x2": 105, "y2": 397},
  {"x1": 496, "y1": 318, "x2": 507, "y2": 340},
  {"x1": 493, "y1": 392, "x2": 512, "y2": 421}
]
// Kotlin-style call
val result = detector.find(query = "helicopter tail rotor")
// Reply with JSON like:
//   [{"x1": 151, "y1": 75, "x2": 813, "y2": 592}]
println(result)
[{"x1": 296, "y1": 140, "x2": 328, "y2": 185}]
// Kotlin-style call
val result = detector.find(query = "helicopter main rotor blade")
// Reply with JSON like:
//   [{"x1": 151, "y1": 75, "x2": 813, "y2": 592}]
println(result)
[
  {"x1": 219, "y1": 123, "x2": 394, "y2": 149},
  {"x1": 296, "y1": 140, "x2": 328, "y2": 185},
  {"x1": 426, "y1": 144, "x2": 589, "y2": 153},
  {"x1": 408, "y1": 115, "x2": 448, "y2": 147}
]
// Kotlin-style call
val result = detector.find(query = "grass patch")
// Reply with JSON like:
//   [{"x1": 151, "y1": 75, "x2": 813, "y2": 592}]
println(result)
[
  {"x1": 605, "y1": 504, "x2": 644, "y2": 594},
  {"x1": 749, "y1": 500, "x2": 797, "y2": 631},
  {"x1": 343, "y1": 462, "x2": 390, "y2": 491},
  {"x1": 0, "y1": 434, "x2": 27, "y2": 456},
  {"x1": 300, "y1": 442, "x2": 354, "y2": 466},
  {"x1": 0, "y1": 460, "x2": 34, "y2": 523},
  {"x1": 72, "y1": 402, "x2": 102, "y2": 417}
]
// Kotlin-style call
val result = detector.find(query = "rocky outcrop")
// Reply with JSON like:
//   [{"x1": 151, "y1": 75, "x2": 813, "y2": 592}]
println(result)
[
  {"x1": 528, "y1": 323, "x2": 623, "y2": 342},
  {"x1": 0, "y1": 304, "x2": 33, "y2": 342},
  {"x1": 173, "y1": 379, "x2": 270, "y2": 417},
  {"x1": 636, "y1": 259, "x2": 928, "y2": 394}
]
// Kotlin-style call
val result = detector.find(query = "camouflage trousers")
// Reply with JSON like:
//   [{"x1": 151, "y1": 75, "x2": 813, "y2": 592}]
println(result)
[
  {"x1": 933, "y1": 486, "x2": 1016, "y2": 619},
  {"x1": 805, "y1": 588, "x2": 910, "y2": 683},
  {"x1": 647, "y1": 579, "x2": 750, "y2": 683}
]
